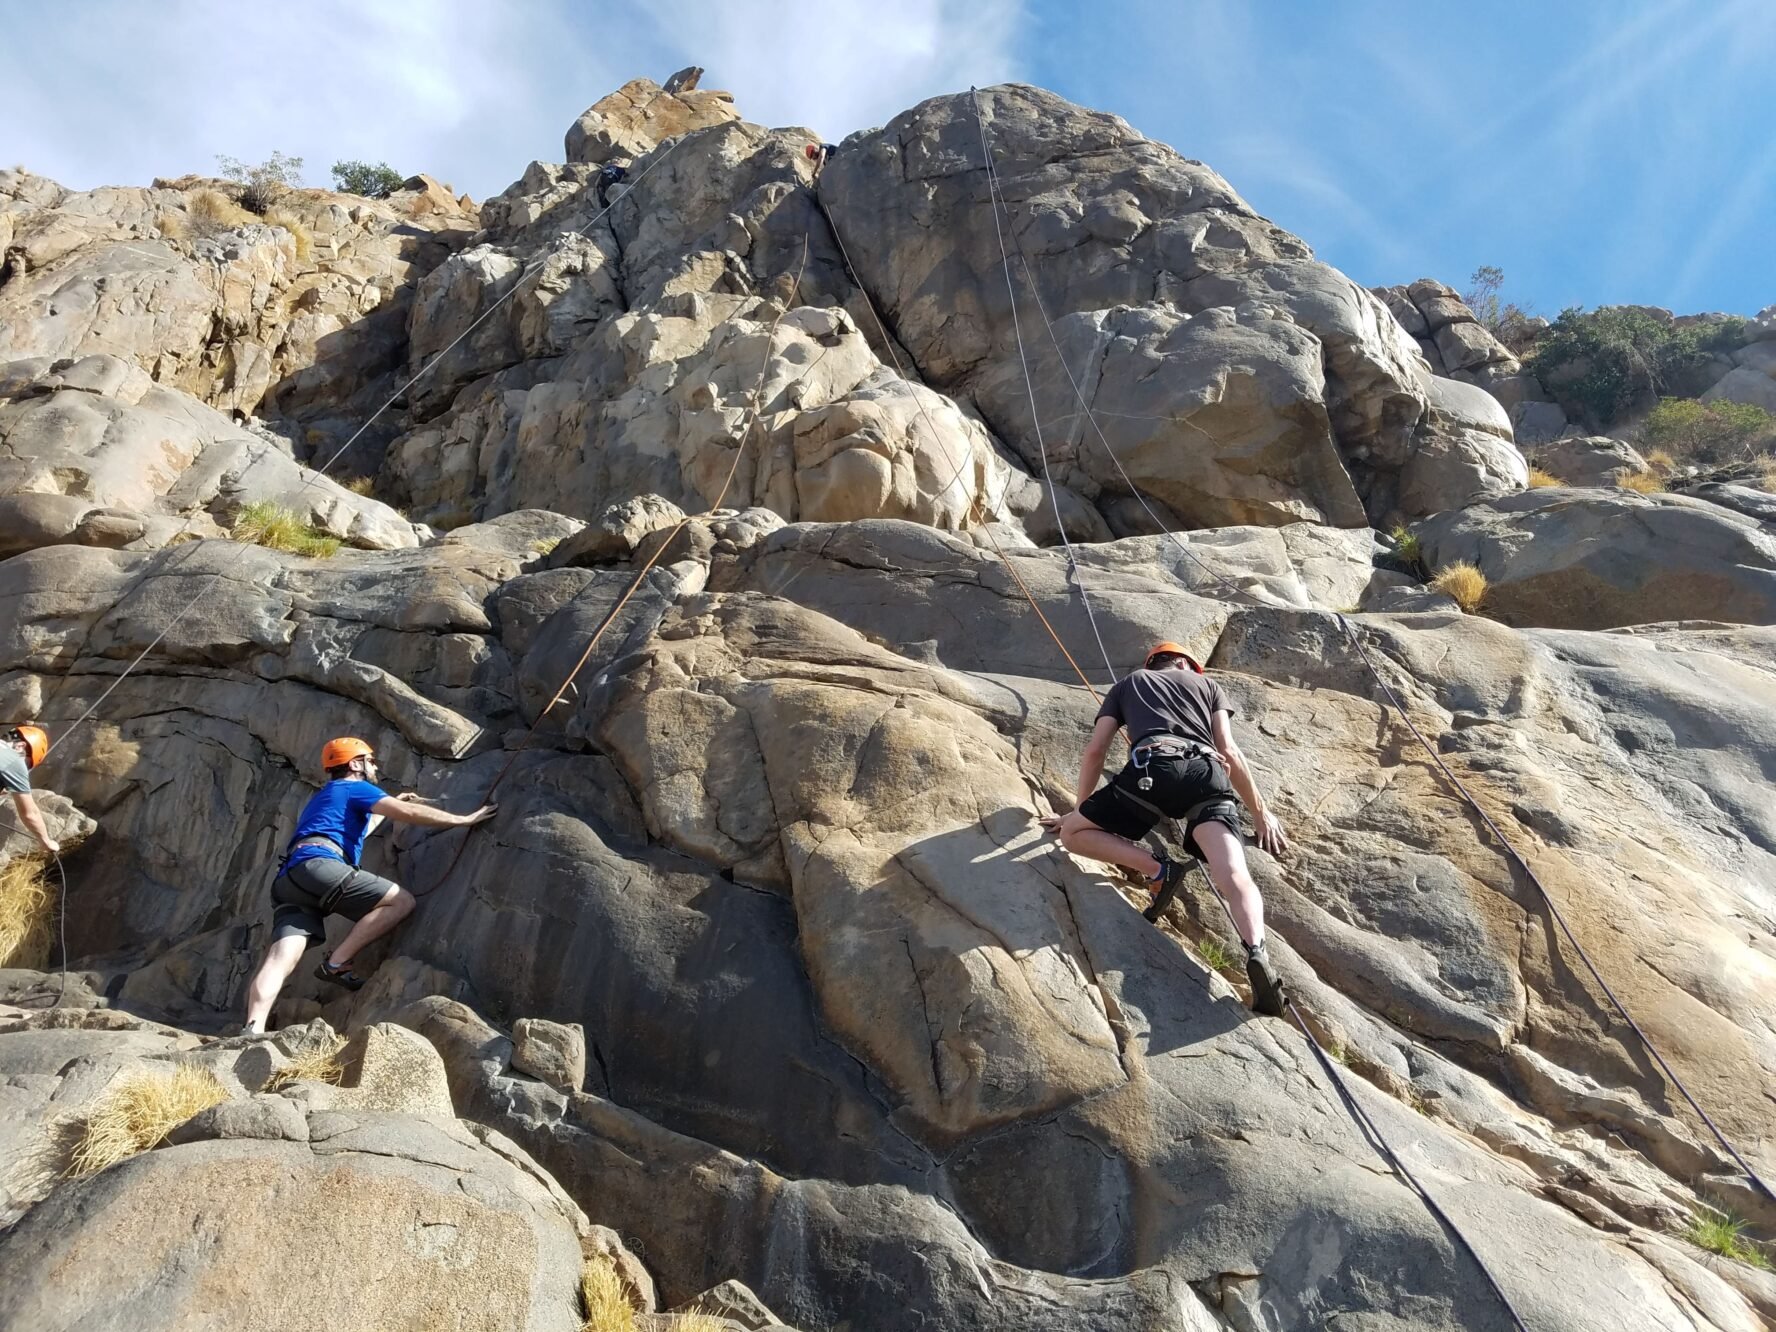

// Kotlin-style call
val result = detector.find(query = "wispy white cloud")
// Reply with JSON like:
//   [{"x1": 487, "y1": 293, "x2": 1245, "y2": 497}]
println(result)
[
  {"x1": 634, "y1": 0, "x2": 1025, "y2": 140},
  {"x1": 1, "y1": 0, "x2": 612, "y2": 197},
  {"x1": 1, "y1": 0, "x2": 1025, "y2": 201}
]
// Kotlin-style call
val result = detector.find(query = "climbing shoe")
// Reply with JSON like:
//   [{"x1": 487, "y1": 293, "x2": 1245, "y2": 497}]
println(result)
[
  {"x1": 314, "y1": 956, "x2": 366, "y2": 992},
  {"x1": 1245, "y1": 941, "x2": 1286, "y2": 1017},
  {"x1": 1142, "y1": 855, "x2": 1191, "y2": 923}
]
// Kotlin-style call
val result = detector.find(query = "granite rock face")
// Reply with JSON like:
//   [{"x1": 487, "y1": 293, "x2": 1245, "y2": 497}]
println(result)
[{"x1": 0, "y1": 71, "x2": 1771, "y2": 1332}]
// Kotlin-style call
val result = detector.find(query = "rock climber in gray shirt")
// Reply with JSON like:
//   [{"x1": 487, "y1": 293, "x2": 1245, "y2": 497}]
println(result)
[
  {"x1": 2, "y1": 725, "x2": 60, "y2": 855},
  {"x1": 1042, "y1": 644, "x2": 1286, "y2": 1015}
]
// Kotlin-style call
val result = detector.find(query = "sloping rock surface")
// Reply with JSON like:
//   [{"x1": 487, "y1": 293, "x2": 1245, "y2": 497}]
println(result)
[{"x1": 0, "y1": 72, "x2": 1771, "y2": 1332}]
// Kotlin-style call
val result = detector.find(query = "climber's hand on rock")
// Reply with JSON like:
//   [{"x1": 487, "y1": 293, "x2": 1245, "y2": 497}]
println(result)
[
  {"x1": 461, "y1": 803, "x2": 498, "y2": 827},
  {"x1": 1253, "y1": 811, "x2": 1288, "y2": 857}
]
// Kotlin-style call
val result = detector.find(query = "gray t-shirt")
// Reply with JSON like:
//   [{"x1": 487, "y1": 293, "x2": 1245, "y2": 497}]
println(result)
[
  {"x1": 0, "y1": 746, "x2": 29, "y2": 795},
  {"x1": 1096, "y1": 667, "x2": 1233, "y2": 750}
]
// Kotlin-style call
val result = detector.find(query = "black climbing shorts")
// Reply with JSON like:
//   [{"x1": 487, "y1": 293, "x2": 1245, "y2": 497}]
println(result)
[
  {"x1": 1078, "y1": 749, "x2": 1243, "y2": 858},
  {"x1": 270, "y1": 857, "x2": 398, "y2": 945}
]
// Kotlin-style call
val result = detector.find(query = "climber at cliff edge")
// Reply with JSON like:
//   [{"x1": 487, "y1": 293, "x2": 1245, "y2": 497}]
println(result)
[
  {"x1": 3, "y1": 725, "x2": 60, "y2": 855},
  {"x1": 1041, "y1": 644, "x2": 1288, "y2": 1016},
  {"x1": 242, "y1": 737, "x2": 496, "y2": 1034}
]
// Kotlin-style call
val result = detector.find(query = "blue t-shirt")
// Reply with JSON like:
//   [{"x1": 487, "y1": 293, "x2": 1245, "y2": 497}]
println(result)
[
  {"x1": 0, "y1": 748, "x2": 29, "y2": 795},
  {"x1": 285, "y1": 779, "x2": 388, "y2": 868}
]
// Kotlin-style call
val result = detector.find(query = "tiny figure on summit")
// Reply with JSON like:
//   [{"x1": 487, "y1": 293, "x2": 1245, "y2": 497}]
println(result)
[
  {"x1": 241, "y1": 737, "x2": 497, "y2": 1034},
  {"x1": 2, "y1": 724, "x2": 59, "y2": 855},
  {"x1": 1042, "y1": 644, "x2": 1288, "y2": 1016}
]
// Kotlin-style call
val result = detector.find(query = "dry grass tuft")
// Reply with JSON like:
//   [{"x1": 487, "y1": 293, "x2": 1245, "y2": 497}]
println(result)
[
  {"x1": 69, "y1": 1065, "x2": 228, "y2": 1177},
  {"x1": 666, "y1": 1316, "x2": 731, "y2": 1332},
  {"x1": 343, "y1": 475, "x2": 376, "y2": 496},
  {"x1": 1683, "y1": 1209, "x2": 1771, "y2": 1270},
  {"x1": 155, "y1": 211, "x2": 190, "y2": 242},
  {"x1": 1195, "y1": 936, "x2": 1238, "y2": 975},
  {"x1": 1645, "y1": 448, "x2": 1677, "y2": 473},
  {"x1": 530, "y1": 537, "x2": 562, "y2": 556},
  {"x1": 1526, "y1": 466, "x2": 1562, "y2": 488},
  {"x1": 1430, "y1": 562, "x2": 1488, "y2": 613},
  {"x1": 265, "y1": 1032, "x2": 348, "y2": 1091},
  {"x1": 262, "y1": 207, "x2": 313, "y2": 262},
  {"x1": 580, "y1": 1256, "x2": 637, "y2": 1332},
  {"x1": 1617, "y1": 471, "x2": 1664, "y2": 494},
  {"x1": 1757, "y1": 457, "x2": 1776, "y2": 494},
  {"x1": 188, "y1": 189, "x2": 254, "y2": 231},
  {"x1": 0, "y1": 854, "x2": 53, "y2": 970},
  {"x1": 232, "y1": 501, "x2": 341, "y2": 558}
]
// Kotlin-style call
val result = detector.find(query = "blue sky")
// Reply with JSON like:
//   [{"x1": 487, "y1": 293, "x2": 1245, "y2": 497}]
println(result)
[{"x1": 5, "y1": 0, "x2": 1770, "y2": 317}]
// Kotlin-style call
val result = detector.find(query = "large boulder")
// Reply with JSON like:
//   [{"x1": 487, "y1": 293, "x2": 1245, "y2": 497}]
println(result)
[
  {"x1": 1535, "y1": 435, "x2": 1652, "y2": 486},
  {"x1": 565, "y1": 75, "x2": 742, "y2": 166},
  {"x1": 819, "y1": 85, "x2": 1443, "y2": 529},
  {"x1": 0, "y1": 355, "x2": 420, "y2": 550},
  {"x1": 0, "y1": 1034, "x2": 595, "y2": 1332},
  {"x1": 385, "y1": 292, "x2": 1038, "y2": 534},
  {"x1": 0, "y1": 171, "x2": 473, "y2": 464},
  {"x1": 1416, "y1": 487, "x2": 1776, "y2": 628},
  {"x1": 1372, "y1": 278, "x2": 1521, "y2": 387},
  {"x1": 1396, "y1": 375, "x2": 1528, "y2": 517}
]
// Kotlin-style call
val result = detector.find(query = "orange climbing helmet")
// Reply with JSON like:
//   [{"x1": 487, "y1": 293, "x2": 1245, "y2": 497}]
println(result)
[
  {"x1": 320, "y1": 737, "x2": 375, "y2": 772},
  {"x1": 1143, "y1": 642, "x2": 1204, "y2": 673},
  {"x1": 7, "y1": 724, "x2": 48, "y2": 769}
]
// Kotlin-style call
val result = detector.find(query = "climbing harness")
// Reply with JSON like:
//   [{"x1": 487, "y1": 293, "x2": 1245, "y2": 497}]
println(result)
[{"x1": 1127, "y1": 733, "x2": 1215, "y2": 792}]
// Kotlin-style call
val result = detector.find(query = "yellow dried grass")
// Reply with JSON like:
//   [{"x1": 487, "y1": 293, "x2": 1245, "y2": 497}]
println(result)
[
  {"x1": 262, "y1": 207, "x2": 313, "y2": 262},
  {"x1": 188, "y1": 189, "x2": 253, "y2": 230},
  {"x1": 1430, "y1": 562, "x2": 1488, "y2": 614},
  {"x1": 264, "y1": 1032, "x2": 348, "y2": 1091},
  {"x1": 1617, "y1": 471, "x2": 1663, "y2": 494},
  {"x1": 232, "y1": 501, "x2": 341, "y2": 558},
  {"x1": 69, "y1": 1064, "x2": 228, "y2": 1177},
  {"x1": 580, "y1": 1256, "x2": 637, "y2": 1332},
  {"x1": 0, "y1": 854, "x2": 53, "y2": 969},
  {"x1": 1526, "y1": 467, "x2": 1562, "y2": 488}
]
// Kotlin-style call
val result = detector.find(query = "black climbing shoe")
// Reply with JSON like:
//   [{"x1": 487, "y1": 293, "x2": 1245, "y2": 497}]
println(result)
[
  {"x1": 1142, "y1": 855, "x2": 1191, "y2": 923},
  {"x1": 1245, "y1": 941, "x2": 1286, "y2": 1017},
  {"x1": 314, "y1": 956, "x2": 366, "y2": 992}
]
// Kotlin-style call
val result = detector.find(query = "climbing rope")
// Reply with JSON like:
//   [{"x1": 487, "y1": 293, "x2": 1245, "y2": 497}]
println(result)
[
  {"x1": 963, "y1": 88, "x2": 1532, "y2": 1326},
  {"x1": 1335, "y1": 615, "x2": 1774, "y2": 1206},
  {"x1": 814, "y1": 186, "x2": 1105, "y2": 702},
  {"x1": 409, "y1": 237, "x2": 819, "y2": 896},
  {"x1": 968, "y1": 92, "x2": 1120, "y2": 686},
  {"x1": 27, "y1": 133, "x2": 692, "y2": 767}
]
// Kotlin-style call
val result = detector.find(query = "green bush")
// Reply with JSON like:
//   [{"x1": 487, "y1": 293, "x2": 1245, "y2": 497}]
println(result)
[
  {"x1": 1640, "y1": 397, "x2": 1776, "y2": 467},
  {"x1": 330, "y1": 160, "x2": 404, "y2": 199},
  {"x1": 1528, "y1": 307, "x2": 1745, "y2": 430},
  {"x1": 216, "y1": 151, "x2": 304, "y2": 214}
]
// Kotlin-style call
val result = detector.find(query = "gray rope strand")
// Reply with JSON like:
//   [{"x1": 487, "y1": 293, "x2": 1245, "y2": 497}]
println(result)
[
  {"x1": 1335, "y1": 614, "x2": 1773, "y2": 1205},
  {"x1": 31, "y1": 135, "x2": 690, "y2": 765},
  {"x1": 970, "y1": 87, "x2": 1117, "y2": 685}
]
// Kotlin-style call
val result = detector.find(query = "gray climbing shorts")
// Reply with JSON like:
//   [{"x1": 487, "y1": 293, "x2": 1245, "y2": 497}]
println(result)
[{"x1": 270, "y1": 856, "x2": 397, "y2": 944}]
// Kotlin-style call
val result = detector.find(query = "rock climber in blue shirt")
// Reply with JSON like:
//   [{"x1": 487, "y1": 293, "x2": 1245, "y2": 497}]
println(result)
[{"x1": 242, "y1": 736, "x2": 496, "y2": 1034}]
